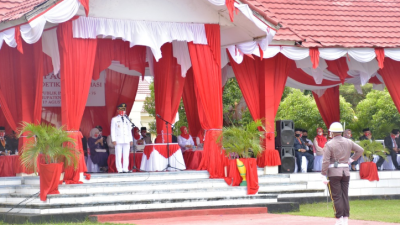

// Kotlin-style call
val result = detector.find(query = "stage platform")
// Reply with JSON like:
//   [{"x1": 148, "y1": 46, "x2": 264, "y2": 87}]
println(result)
[{"x1": 1, "y1": 169, "x2": 400, "y2": 223}]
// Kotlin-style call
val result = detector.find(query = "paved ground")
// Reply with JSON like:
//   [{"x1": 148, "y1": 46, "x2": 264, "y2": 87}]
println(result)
[{"x1": 113, "y1": 214, "x2": 398, "y2": 225}]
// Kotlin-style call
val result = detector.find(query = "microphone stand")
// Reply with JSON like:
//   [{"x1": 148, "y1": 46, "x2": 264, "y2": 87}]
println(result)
[
  {"x1": 125, "y1": 115, "x2": 145, "y2": 172},
  {"x1": 157, "y1": 114, "x2": 182, "y2": 171}
]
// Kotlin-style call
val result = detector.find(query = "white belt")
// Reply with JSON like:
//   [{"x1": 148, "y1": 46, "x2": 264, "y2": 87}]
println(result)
[{"x1": 329, "y1": 163, "x2": 348, "y2": 168}]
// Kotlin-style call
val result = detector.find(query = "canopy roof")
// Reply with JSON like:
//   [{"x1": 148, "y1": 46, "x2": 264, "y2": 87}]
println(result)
[
  {"x1": 0, "y1": 0, "x2": 47, "y2": 22},
  {"x1": 245, "y1": 0, "x2": 400, "y2": 48}
]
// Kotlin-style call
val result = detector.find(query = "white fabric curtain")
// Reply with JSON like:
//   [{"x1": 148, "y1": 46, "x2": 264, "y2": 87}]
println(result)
[
  {"x1": 42, "y1": 28, "x2": 60, "y2": 75},
  {"x1": 172, "y1": 41, "x2": 191, "y2": 78},
  {"x1": 295, "y1": 56, "x2": 328, "y2": 84},
  {"x1": 72, "y1": 16, "x2": 208, "y2": 61}
]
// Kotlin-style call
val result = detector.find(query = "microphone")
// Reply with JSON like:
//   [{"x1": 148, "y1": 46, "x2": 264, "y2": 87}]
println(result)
[{"x1": 156, "y1": 114, "x2": 161, "y2": 118}]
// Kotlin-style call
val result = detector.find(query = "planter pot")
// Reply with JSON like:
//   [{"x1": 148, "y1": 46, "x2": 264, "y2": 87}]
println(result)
[
  {"x1": 236, "y1": 159, "x2": 247, "y2": 186},
  {"x1": 239, "y1": 158, "x2": 259, "y2": 195},
  {"x1": 360, "y1": 162, "x2": 379, "y2": 181},
  {"x1": 39, "y1": 162, "x2": 64, "y2": 201}
]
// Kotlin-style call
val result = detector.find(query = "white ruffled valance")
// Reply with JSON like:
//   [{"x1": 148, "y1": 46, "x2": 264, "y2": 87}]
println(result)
[
  {"x1": 230, "y1": 45, "x2": 400, "y2": 64},
  {"x1": 72, "y1": 16, "x2": 208, "y2": 61},
  {"x1": 0, "y1": 0, "x2": 79, "y2": 49},
  {"x1": 0, "y1": 28, "x2": 17, "y2": 49}
]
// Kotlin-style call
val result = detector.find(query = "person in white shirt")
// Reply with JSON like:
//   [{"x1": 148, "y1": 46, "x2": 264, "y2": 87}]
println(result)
[
  {"x1": 196, "y1": 129, "x2": 205, "y2": 148},
  {"x1": 110, "y1": 103, "x2": 133, "y2": 173},
  {"x1": 177, "y1": 126, "x2": 194, "y2": 151}
]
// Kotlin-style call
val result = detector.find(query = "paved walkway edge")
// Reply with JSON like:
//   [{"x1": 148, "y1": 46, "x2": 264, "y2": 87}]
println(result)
[{"x1": 90, "y1": 207, "x2": 268, "y2": 222}]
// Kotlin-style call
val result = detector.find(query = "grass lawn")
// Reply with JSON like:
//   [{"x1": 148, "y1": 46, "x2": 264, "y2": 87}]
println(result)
[{"x1": 284, "y1": 199, "x2": 400, "y2": 223}]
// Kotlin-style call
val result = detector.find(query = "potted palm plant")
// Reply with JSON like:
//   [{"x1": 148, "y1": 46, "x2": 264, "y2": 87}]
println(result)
[
  {"x1": 358, "y1": 140, "x2": 389, "y2": 181},
  {"x1": 217, "y1": 120, "x2": 264, "y2": 194},
  {"x1": 18, "y1": 122, "x2": 80, "y2": 201}
]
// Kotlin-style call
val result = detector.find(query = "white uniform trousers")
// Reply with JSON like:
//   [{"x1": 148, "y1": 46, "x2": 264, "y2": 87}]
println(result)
[{"x1": 115, "y1": 143, "x2": 130, "y2": 172}]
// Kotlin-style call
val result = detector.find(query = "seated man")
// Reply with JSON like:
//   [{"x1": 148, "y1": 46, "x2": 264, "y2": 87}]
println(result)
[
  {"x1": 139, "y1": 127, "x2": 152, "y2": 145},
  {"x1": 294, "y1": 128, "x2": 314, "y2": 172},
  {"x1": 384, "y1": 129, "x2": 400, "y2": 170},
  {"x1": 302, "y1": 129, "x2": 313, "y2": 155},
  {"x1": 0, "y1": 126, "x2": 13, "y2": 155}
]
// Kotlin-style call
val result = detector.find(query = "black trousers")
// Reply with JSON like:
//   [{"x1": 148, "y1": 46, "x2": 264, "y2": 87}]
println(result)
[
  {"x1": 328, "y1": 174, "x2": 350, "y2": 218},
  {"x1": 295, "y1": 151, "x2": 314, "y2": 172},
  {"x1": 391, "y1": 150, "x2": 400, "y2": 169}
]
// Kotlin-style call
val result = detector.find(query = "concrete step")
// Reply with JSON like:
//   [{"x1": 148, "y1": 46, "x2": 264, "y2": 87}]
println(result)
[
  {"x1": 23, "y1": 170, "x2": 211, "y2": 185},
  {"x1": 4, "y1": 187, "x2": 253, "y2": 204},
  {"x1": 15, "y1": 178, "x2": 235, "y2": 195},
  {"x1": 0, "y1": 194, "x2": 278, "y2": 214},
  {"x1": 259, "y1": 189, "x2": 326, "y2": 198},
  {"x1": 0, "y1": 177, "x2": 21, "y2": 186}
]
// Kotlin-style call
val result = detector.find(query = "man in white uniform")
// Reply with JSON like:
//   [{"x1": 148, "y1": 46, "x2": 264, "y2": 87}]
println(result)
[{"x1": 111, "y1": 103, "x2": 133, "y2": 173}]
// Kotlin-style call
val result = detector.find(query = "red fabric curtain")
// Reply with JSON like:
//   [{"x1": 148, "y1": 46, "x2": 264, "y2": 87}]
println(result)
[
  {"x1": 81, "y1": 69, "x2": 139, "y2": 137},
  {"x1": 229, "y1": 53, "x2": 292, "y2": 167},
  {"x1": 326, "y1": 57, "x2": 350, "y2": 84},
  {"x1": 378, "y1": 58, "x2": 400, "y2": 114},
  {"x1": 188, "y1": 24, "x2": 224, "y2": 178},
  {"x1": 57, "y1": 20, "x2": 97, "y2": 183},
  {"x1": 92, "y1": 39, "x2": 147, "y2": 80},
  {"x1": 182, "y1": 68, "x2": 202, "y2": 139},
  {"x1": 0, "y1": 41, "x2": 44, "y2": 174},
  {"x1": 0, "y1": 41, "x2": 43, "y2": 131},
  {"x1": 313, "y1": 86, "x2": 340, "y2": 128},
  {"x1": 153, "y1": 43, "x2": 185, "y2": 143}
]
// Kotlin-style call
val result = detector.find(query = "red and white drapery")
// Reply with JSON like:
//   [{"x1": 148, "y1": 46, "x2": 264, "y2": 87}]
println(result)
[
  {"x1": 182, "y1": 68, "x2": 202, "y2": 141},
  {"x1": 188, "y1": 24, "x2": 225, "y2": 178},
  {"x1": 229, "y1": 53, "x2": 292, "y2": 167},
  {"x1": 57, "y1": 20, "x2": 97, "y2": 183},
  {"x1": 81, "y1": 69, "x2": 140, "y2": 137},
  {"x1": 313, "y1": 86, "x2": 341, "y2": 128},
  {"x1": 153, "y1": 43, "x2": 186, "y2": 143},
  {"x1": 0, "y1": 41, "x2": 44, "y2": 174}
]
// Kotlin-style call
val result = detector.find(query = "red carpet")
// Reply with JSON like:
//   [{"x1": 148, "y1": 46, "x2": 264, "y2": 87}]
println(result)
[{"x1": 90, "y1": 207, "x2": 268, "y2": 222}]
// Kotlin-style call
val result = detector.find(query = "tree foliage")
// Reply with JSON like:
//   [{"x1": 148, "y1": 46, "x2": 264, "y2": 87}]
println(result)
[
  {"x1": 143, "y1": 82, "x2": 188, "y2": 136},
  {"x1": 353, "y1": 89, "x2": 400, "y2": 139},
  {"x1": 222, "y1": 78, "x2": 253, "y2": 126},
  {"x1": 339, "y1": 83, "x2": 373, "y2": 108},
  {"x1": 276, "y1": 89, "x2": 355, "y2": 138}
]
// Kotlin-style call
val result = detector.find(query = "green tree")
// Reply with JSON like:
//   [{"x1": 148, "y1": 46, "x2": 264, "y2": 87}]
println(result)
[
  {"x1": 340, "y1": 83, "x2": 373, "y2": 108},
  {"x1": 143, "y1": 82, "x2": 189, "y2": 136},
  {"x1": 353, "y1": 89, "x2": 400, "y2": 139},
  {"x1": 222, "y1": 78, "x2": 253, "y2": 126},
  {"x1": 276, "y1": 89, "x2": 355, "y2": 138}
]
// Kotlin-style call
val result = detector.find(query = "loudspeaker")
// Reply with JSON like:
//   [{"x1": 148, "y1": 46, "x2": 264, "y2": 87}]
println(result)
[
  {"x1": 279, "y1": 147, "x2": 295, "y2": 173},
  {"x1": 276, "y1": 120, "x2": 294, "y2": 147}
]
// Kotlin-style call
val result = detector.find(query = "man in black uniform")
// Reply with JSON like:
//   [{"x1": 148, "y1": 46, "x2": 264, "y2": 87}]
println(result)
[
  {"x1": 0, "y1": 126, "x2": 14, "y2": 155},
  {"x1": 384, "y1": 129, "x2": 400, "y2": 170},
  {"x1": 359, "y1": 128, "x2": 374, "y2": 141}
]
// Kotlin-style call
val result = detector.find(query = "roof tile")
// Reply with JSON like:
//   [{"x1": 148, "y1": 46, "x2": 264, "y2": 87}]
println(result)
[
  {"x1": 248, "y1": 0, "x2": 400, "y2": 47},
  {"x1": 0, "y1": 0, "x2": 47, "y2": 23}
]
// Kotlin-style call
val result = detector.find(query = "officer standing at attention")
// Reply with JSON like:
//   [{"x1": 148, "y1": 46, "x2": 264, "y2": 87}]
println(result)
[
  {"x1": 321, "y1": 122, "x2": 364, "y2": 225},
  {"x1": 111, "y1": 103, "x2": 133, "y2": 173}
]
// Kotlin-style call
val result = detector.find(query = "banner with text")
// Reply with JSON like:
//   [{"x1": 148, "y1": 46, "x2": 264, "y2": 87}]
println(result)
[{"x1": 42, "y1": 72, "x2": 106, "y2": 107}]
